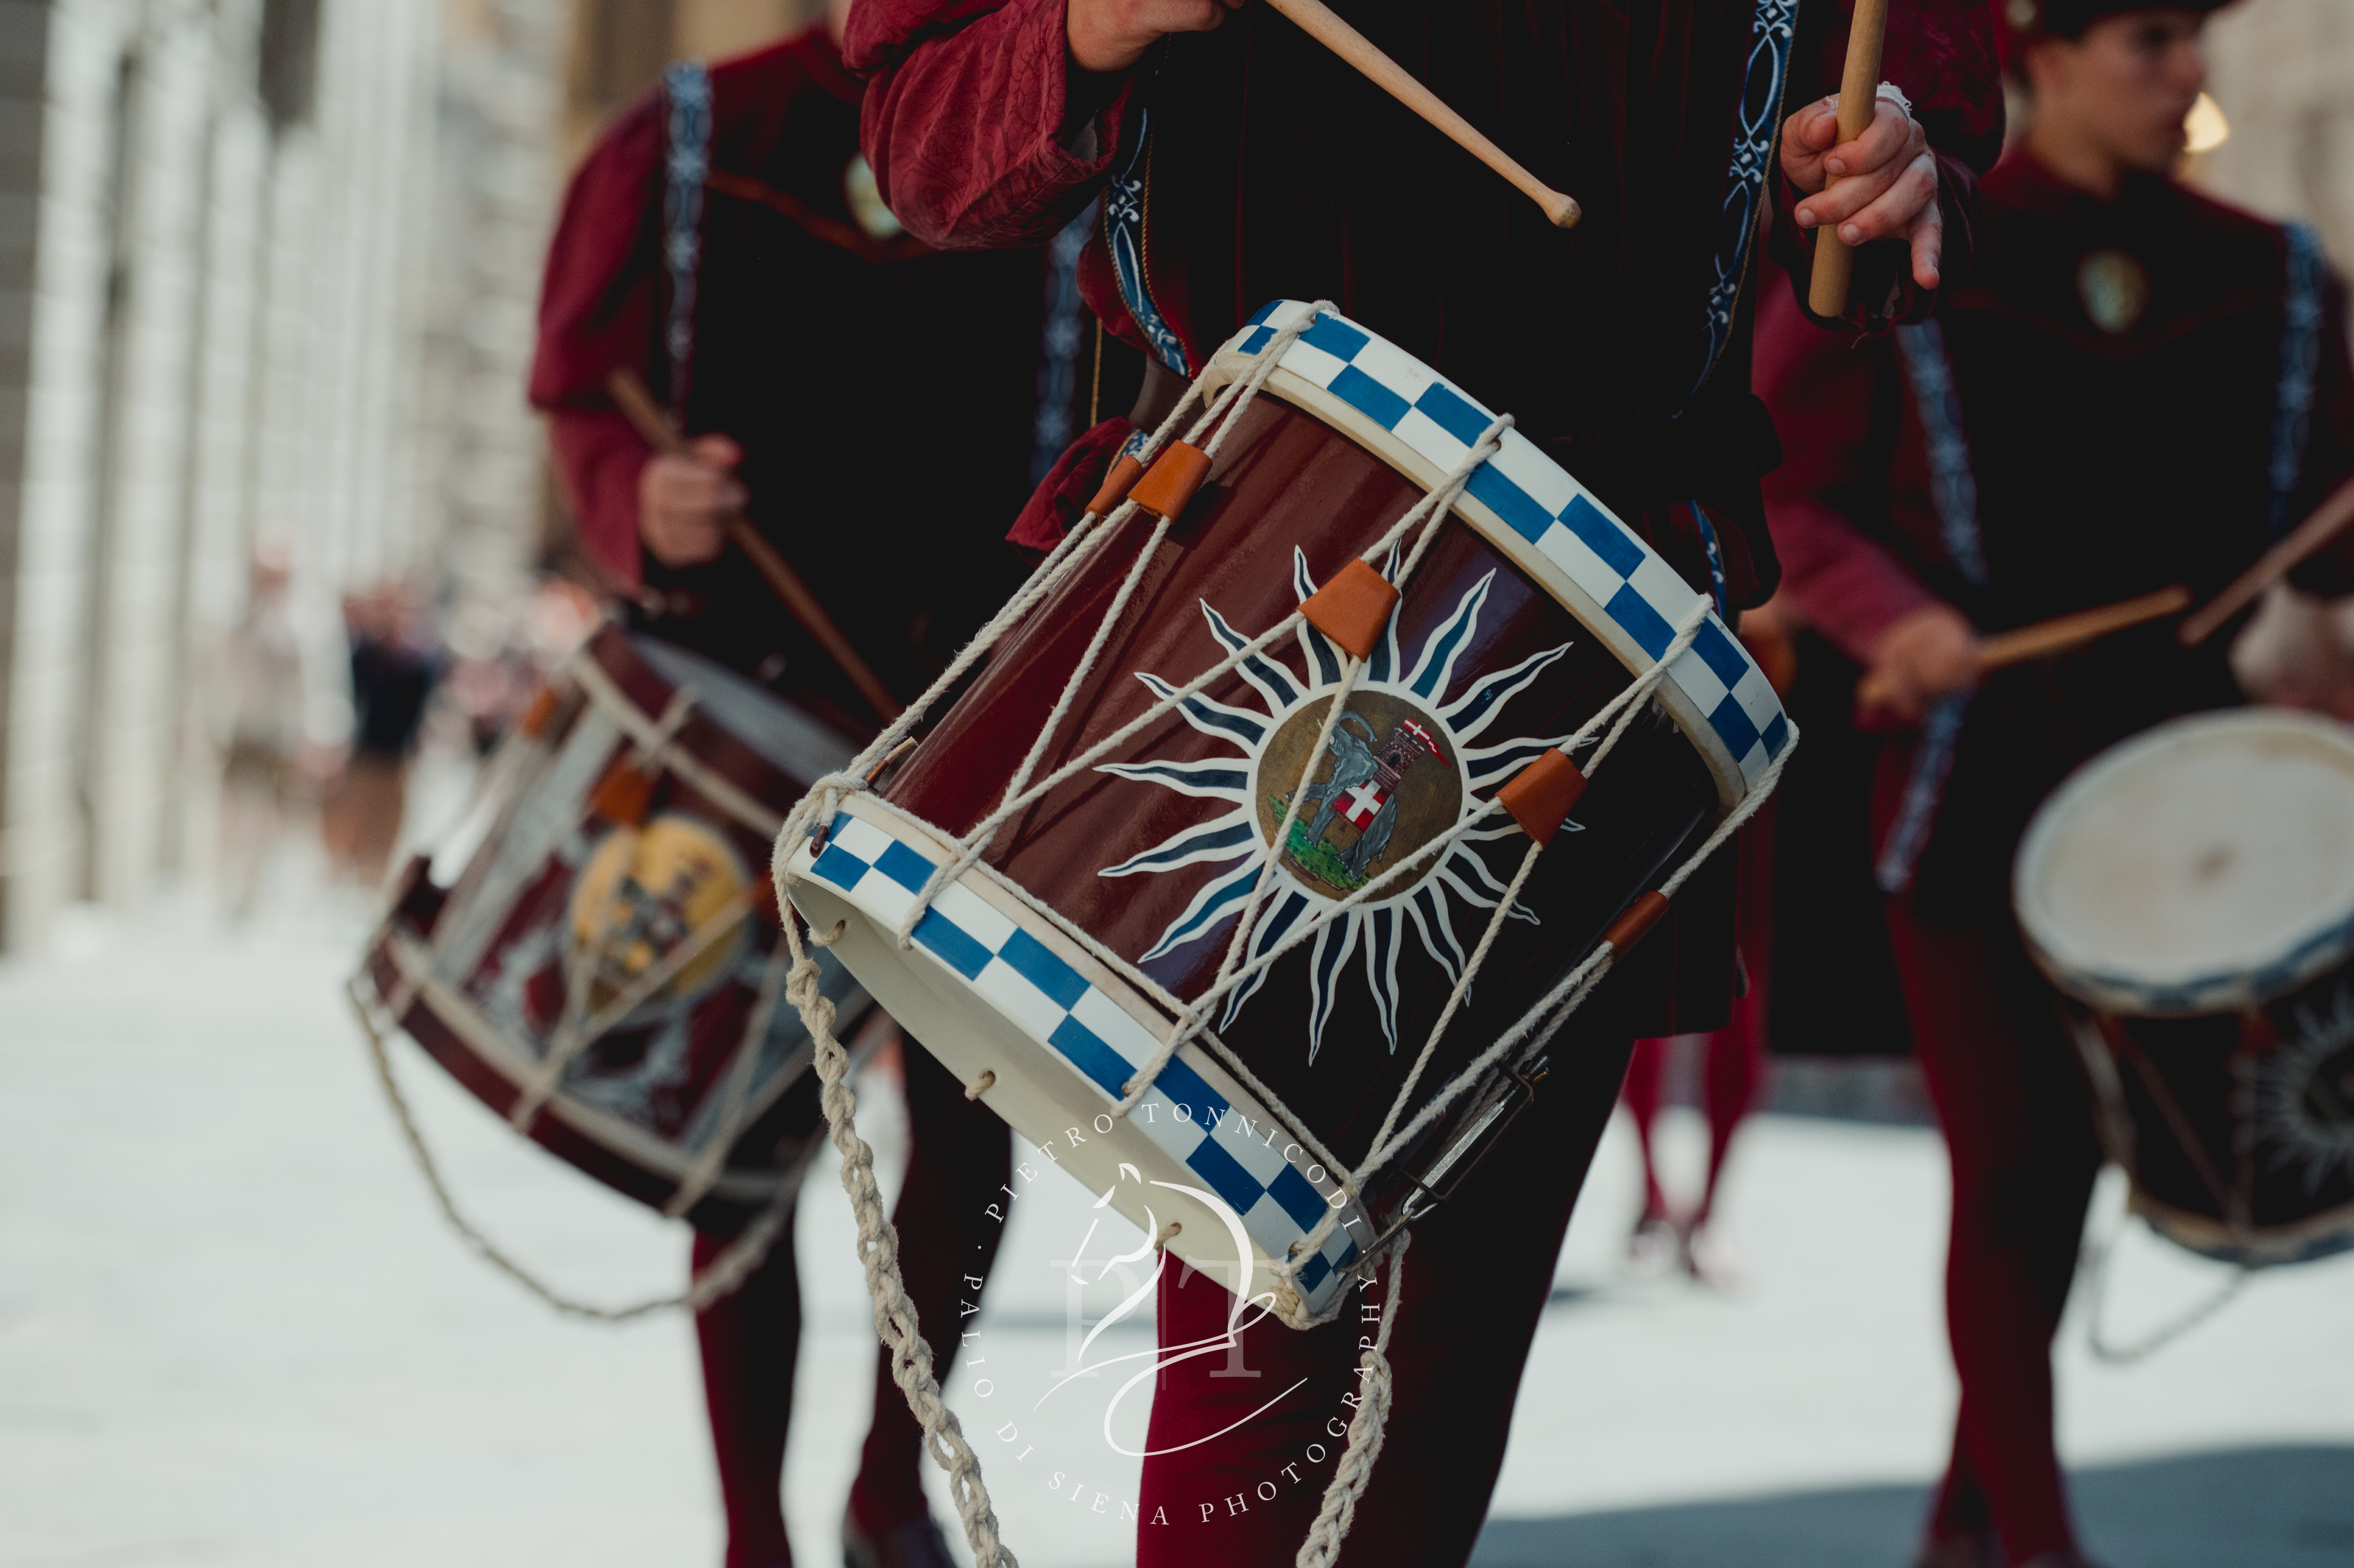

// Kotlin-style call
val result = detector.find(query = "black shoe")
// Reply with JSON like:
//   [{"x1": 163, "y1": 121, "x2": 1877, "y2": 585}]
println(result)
[{"x1": 842, "y1": 1504, "x2": 957, "y2": 1568}]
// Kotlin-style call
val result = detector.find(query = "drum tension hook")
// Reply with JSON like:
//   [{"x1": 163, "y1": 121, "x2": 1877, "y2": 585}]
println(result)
[{"x1": 1364, "y1": 1056, "x2": 1550, "y2": 1252}]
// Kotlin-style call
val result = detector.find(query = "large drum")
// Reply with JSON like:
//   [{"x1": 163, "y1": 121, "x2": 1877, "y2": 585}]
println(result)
[
  {"x1": 357, "y1": 624, "x2": 874, "y2": 1229},
  {"x1": 781, "y1": 302, "x2": 1790, "y2": 1318},
  {"x1": 2016, "y1": 708, "x2": 2354, "y2": 1266}
]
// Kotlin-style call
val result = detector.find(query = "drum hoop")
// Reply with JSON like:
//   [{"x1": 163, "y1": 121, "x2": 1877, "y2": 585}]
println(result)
[
  {"x1": 571, "y1": 643, "x2": 789, "y2": 840},
  {"x1": 377, "y1": 924, "x2": 814, "y2": 1200},
  {"x1": 2016, "y1": 708, "x2": 2354, "y2": 1015},
  {"x1": 1201, "y1": 310, "x2": 1788, "y2": 817},
  {"x1": 786, "y1": 793, "x2": 1379, "y2": 1316},
  {"x1": 2126, "y1": 1186, "x2": 2354, "y2": 1266}
]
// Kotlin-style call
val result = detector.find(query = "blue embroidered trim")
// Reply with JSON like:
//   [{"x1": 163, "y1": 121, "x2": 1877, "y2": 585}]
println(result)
[
  {"x1": 1875, "y1": 689, "x2": 1971, "y2": 894},
  {"x1": 1104, "y1": 106, "x2": 1188, "y2": 376},
  {"x1": 1688, "y1": 0, "x2": 1800, "y2": 400},
  {"x1": 1876, "y1": 320, "x2": 1988, "y2": 893},
  {"x1": 1894, "y1": 320, "x2": 1990, "y2": 589},
  {"x1": 2269, "y1": 221, "x2": 2325, "y2": 536},
  {"x1": 1032, "y1": 204, "x2": 1094, "y2": 484},
  {"x1": 1690, "y1": 501, "x2": 1730, "y2": 617},
  {"x1": 662, "y1": 61, "x2": 713, "y2": 419}
]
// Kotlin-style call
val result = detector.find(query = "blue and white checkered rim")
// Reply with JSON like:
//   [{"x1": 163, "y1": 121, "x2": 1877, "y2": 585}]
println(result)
[
  {"x1": 1222, "y1": 300, "x2": 1790, "y2": 799},
  {"x1": 2017, "y1": 710, "x2": 2354, "y2": 1018},
  {"x1": 794, "y1": 807, "x2": 1369, "y2": 1309}
]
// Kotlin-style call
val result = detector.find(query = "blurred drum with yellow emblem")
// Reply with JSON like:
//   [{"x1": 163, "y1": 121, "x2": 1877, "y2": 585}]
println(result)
[{"x1": 354, "y1": 624, "x2": 874, "y2": 1227}]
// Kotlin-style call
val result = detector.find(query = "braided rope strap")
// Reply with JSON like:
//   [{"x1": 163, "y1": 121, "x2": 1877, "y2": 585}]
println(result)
[
  {"x1": 775, "y1": 809, "x2": 1015, "y2": 1568},
  {"x1": 347, "y1": 972, "x2": 793, "y2": 1322},
  {"x1": 1295, "y1": 1233, "x2": 1410, "y2": 1568}
]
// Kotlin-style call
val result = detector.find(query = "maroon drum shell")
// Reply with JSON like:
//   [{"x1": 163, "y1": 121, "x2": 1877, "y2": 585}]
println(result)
[
  {"x1": 886, "y1": 394, "x2": 1718, "y2": 1178},
  {"x1": 366, "y1": 625, "x2": 862, "y2": 1229}
]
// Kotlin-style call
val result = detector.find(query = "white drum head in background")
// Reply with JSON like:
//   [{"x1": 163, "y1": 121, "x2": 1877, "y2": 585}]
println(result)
[{"x1": 2015, "y1": 709, "x2": 2354, "y2": 1016}]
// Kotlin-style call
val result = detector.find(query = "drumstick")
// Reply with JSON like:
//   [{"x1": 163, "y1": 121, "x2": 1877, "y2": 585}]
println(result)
[
  {"x1": 2178, "y1": 473, "x2": 2354, "y2": 647},
  {"x1": 604, "y1": 370, "x2": 904, "y2": 722},
  {"x1": 1856, "y1": 584, "x2": 2192, "y2": 709},
  {"x1": 1807, "y1": 0, "x2": 1891, "y2": 317},
  {"x1": 1260, "y1": 0, "x2": 1580, "y2": 229}
]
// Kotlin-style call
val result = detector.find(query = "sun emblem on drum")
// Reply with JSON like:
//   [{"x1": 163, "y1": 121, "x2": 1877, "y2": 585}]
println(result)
[
  {"x1": 1098, "y1": 547, "x2": 1579, "y2": 1057},
  {"x1": 2255, "y1": 985, "x2": 2354, "y2": 1193}
]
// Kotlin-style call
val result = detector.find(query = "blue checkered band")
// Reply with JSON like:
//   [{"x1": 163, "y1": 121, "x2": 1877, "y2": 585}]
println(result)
[
  {"x1": 2270, "y1": 222, "x2": 2325, "y2": 536},
  {"x1": 1894, "y1": 319, "x2": 1989, "y2": 590},
  {"x1": 662, "y1": 60, "x2": 712, "y2": 416},
  {"x1": 1104, "y1": 106, "x2": 1188, "y2": 377},
  {"x1": 1225, "y1": 301, "x2": 1790, "y2": 793},
  {"x1": 800, "y1": 809, "x2": 1368, "y2": 1307},
  {"x1": 1690, "y1": 0, "x2": 1800, "y2": 398}
]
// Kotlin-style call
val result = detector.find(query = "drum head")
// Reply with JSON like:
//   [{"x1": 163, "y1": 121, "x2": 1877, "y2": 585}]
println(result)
[
  {"x1": 631, "y1": 634, "x2": 858, "y2": 782},
  {"x1": 2016, "y1": 709, "x2": 2354, "y2": 1015}
]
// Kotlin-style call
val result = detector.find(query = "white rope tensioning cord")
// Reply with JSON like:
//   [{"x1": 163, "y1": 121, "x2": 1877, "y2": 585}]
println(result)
[
  {"x1": 348, "y1": 657, "x2": 813, "y2": 1321},
  {"x1": 767, "y1": 308, "x2": 1797, "y2": 1568}
]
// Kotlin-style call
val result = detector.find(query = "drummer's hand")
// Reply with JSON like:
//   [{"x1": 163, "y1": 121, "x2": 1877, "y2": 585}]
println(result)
[
  {"x1": 2230, "y1": 587, "x2": 2354, "y2": 720},
  {"x1": 1068, "y1": 0, "x2": 1243, "y2": 72},
  {"x1": 637, "y1": 435, "x2": 744, "y2": 568},
  {"x1": 1866, "y1": 604, "x2": 1979, "y2": 722},
  {"x1": 1782, "y1": 93, "x2": 1944, "y2": 291}
]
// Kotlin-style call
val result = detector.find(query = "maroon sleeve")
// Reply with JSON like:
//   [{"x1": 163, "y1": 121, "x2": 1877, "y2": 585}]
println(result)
[
  {"x1": 548, "y1": 410, "x2": 652, "y2": 589},
  {"x1": 528, "y1": 93, "x2": 670, "y2": 586},
  {"x1": 1769, "y1": 0, "x2": 2002, "y2": 332},
  {"x1": 528, "y1": 94, "x2": 664, "y2": 411},
  {"x1": 2287, "y1": 269, "x2": 2354, "y2": 595},
  {"x1": 847, "y1": 0, "x2": 1133, "y2": 249},
  {"x1": 1755, "y1": 283, "x2": 1939, "y2": 660}
]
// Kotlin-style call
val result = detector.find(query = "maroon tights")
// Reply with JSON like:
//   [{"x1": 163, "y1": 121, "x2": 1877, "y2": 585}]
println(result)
[
  {"x1": 1887, "y1": 899, "x2": 2100, "y2": 1567},
  {"x1": 692, "y1": 1041, "x2": 1012, "y2": 1568},
  {"x1": 1624, "y1": 812, "x2": 1773, "y2": 1225},
  {"x1": 1132, "y1": 1025, "x2": 1637, "y2": 1567},
  {"x1": 1623, "y1": 1007, "x2": 1764, "y2": 1226}
]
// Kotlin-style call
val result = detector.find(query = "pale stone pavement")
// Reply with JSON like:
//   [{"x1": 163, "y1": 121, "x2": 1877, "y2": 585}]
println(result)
[{"x1": 2, "y1": 904, "x2": 2348, "y2": 1567}]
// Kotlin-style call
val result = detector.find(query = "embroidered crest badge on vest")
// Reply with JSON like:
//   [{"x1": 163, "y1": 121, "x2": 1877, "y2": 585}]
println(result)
[
  {"x1": 844, "y1": 155, "x2": 905, "y2": 242},
  {"x1": 2077, "y1": 250, "x2": 2150, "y2": 335}
]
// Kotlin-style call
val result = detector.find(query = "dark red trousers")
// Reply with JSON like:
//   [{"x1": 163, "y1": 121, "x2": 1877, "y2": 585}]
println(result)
[
  {"x1": 1886, "y1": 897, "x2": 2101, "y2": 1567},
  {"x1": 1133, "y1": 1023, "x2": 1638, "y2": 1567},
  {"x1": 693, "y1": 1040, "x2": 1012, "y2": 1568}
]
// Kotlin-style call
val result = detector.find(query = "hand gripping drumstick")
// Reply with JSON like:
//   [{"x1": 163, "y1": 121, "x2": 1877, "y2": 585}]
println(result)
[
  {"x1": 2178, "y1": 474, "x2": 2354, "y2": 647},
  {"x1": 604, "y1": 370, "x2": 905, "y2": 722},
  {"x1": 1261, "y1": 0, "x2": 1580, "y2": 229},
  {"x1": 1855, "y1": 584, "x2": 2192, "y2": 710},
  {"x1": 1807, "y1": 0, "x2": 1891, "y2": 317}
]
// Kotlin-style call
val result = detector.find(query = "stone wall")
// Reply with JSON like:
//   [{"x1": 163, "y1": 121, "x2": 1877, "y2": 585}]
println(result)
[
  {"x1": 2193, "y1": 0, "x2": 2354, "y2": 260},
  {"x1": 0, "y1": 0, "x2": 569, "y2": 951}
]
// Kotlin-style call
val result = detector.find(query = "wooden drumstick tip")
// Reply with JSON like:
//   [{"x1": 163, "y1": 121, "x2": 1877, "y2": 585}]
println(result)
[{"x1": 1540, "y1": 189, "x2": 1582, "y2": 229}]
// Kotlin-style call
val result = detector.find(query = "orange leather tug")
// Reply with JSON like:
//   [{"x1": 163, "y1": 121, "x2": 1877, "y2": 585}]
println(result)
[
  {"x1": 1300, "y1": 558, "x2": 1403, "y2": 660},
  {"x1": 1602, "y1": 890, "x2": 1671, "y2": 952},
  {"x1": 588, "y1": 761, "x2": 656, "y2": 827},
  {"x1": 1086, "y1": 453, "x2": 1147, "y2": 517},
  {"x1": 1497, "y1": 748, "x2": 1589, "y2": 845},
  {"x1": 1125, "y1": 441, "x2": 1212, "y2": 520},
  {"x1": 518, "y1": 686, "x2": 559, "y2": 739}
]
